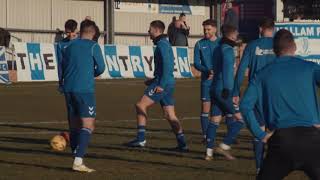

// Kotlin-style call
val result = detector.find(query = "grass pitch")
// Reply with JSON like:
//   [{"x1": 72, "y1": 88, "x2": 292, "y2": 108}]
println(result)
[{"x1": 0, "y1": 79, "x2": 307, "y2": 180}]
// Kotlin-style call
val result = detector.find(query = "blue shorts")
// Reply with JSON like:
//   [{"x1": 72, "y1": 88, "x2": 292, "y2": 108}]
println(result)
[
  {"x1": 144, "y1": 82, "x2": 175, "y2": 106},
  {"x1": 211, "y1": 90, "x2": 236, "y2": 116},
  {"x1": 201, "y1": 83, "x2": 211, "y2": 102},
  {"x1": 64, "y1": 92, "x2": 96, "y2": 118}
]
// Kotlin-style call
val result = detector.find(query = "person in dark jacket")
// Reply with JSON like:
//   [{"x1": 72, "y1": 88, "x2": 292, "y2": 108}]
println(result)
[{"x1": 172, "y1": 13, "x2": 190, "y2": 46}]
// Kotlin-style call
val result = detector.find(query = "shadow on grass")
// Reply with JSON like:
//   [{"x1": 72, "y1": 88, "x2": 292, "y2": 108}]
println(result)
[
  {"x1": 0, "y1": 135, "x2": 253, "y2": 160},
  {"x1": 0, "y1": 146, "x2": 253, "y2": 176},
  {"x1": 0, "y1": 136, "x2": 49, "y2": 145},
  {"x1": 0, "y1": 159, "x2": 71, "y2": 172},
  {"x1": 0, "y1": 124, "x2": 66, "y2": 132}
]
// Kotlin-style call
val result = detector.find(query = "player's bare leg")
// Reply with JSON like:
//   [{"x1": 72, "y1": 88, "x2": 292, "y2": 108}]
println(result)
[
  {"x1": 163, "y1": 106, "x2": 182, "y2": 133},
  {"x1": 136, "y1": 95, "x2": 155, "y2": 126},
  {"x1": 127, "y1": 95, "x2": 155, "y2": 147},
  {"x1": 163, "y1": 105, "x2": 188, "y2": 152},
  {"x1": 72, "y1": 118, "x2": 96, "y2": 173}
]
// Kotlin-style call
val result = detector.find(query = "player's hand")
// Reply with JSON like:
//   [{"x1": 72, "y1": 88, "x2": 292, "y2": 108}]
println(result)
[
  {"x1": 314, "y1": 124, "x2": 320, "y2": 129},
  {"x1": 262, "y1": 131, "x2": 274, "y2": 143},
  {"x1": 207, "y1": 70, "x2": 214, "y2": 80},
  {"x1": 221, "y1": 89, "x2": 230, "y2": 99},
  {"x1": 233, "y1": 96, "x2": 240, "y2": 105},
  {"x1": 155, "y1": 86, "x2": 164, "y2": 93},
  {"x1": 57, "y1": 86, "x2": 64, "y2": 94}
]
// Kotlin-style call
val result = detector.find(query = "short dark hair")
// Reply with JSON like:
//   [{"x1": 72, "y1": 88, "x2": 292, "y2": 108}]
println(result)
[
  {"x1": 93, "y1": 24, "x2": 100, "y2": 42},
  {"x1": 221, "y1": 24, "x2": 237, "y2": 37},
  {"x1": 273, "y1": 29, "x2": 295, "y2": 56},
  {"x1": 179, "y1": 13, "x2": 186, "y2": 17},
  {"x1": 202, "y1": 19, "x2": 217, "y2": 27},
  {"x1": 259, "y1": 17, "x2": 275, "y2": 29},
  {"x1": 80, "y1": 19, "x2": 96, "y2": 35},
  {"x1": 64, "y1": 19, "x2": 78, "y2": 32},
  {"x1": 150, "y1": 20, "x2": 165, "y2": 33}
]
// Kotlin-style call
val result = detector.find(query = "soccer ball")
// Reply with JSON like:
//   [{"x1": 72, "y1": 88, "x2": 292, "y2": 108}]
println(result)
[{"x1": 50, "y1": 135, "x2": 67, "y2": 151}]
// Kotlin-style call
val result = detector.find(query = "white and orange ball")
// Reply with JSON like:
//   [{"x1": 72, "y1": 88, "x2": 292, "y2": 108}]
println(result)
[{"x1": 50, "y1": 135, "x2": 67, "y2": 151}]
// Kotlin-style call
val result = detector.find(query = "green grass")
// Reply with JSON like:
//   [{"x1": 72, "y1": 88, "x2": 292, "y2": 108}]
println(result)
[{"x1": 0, "y1": 79, "x2": 308, "y2": 180}]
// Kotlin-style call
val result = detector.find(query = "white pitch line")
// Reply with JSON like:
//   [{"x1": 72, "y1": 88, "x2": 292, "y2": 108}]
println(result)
[
  {"x1": 0, "y1": 116, "x2": 198, "y2": 125},
  {"x1": 0, "y1": 128, "x2": 233, "y2": 136},
  {"x1": 0, "y1": 116, "x2": 199, "y2": 135}
]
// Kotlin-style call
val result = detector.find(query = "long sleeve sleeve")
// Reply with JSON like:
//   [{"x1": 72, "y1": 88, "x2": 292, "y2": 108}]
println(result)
[
  {"x1": 193, "y1": 42, "x2": 209, "y2": 74},
  {"x1": 56, "y1": 43, "x2": 64, "y2": 88},
  {"x1": 240, "y1": 78, "x2": 267, "y2": 140},
  {"x1": 92, "y1": 44, "x2": 106, "y2": 77},
  {"x1": 158, "y1": 44, "x2": 170, "y2": 88},
  {"x1": 222, "y1": 46, "x2": 235, "y2": 90}
]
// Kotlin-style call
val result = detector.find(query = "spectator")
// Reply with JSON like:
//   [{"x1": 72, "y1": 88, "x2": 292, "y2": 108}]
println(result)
[
  {"x1": 224, "y1": 2, "x2": 239, "y2": 30},
  {"x1": 167, "y1": 16, "x2": 177, "y2": 45},
  {"x1": 172, "y1": 13, "x2": 190, "y2": 46}
]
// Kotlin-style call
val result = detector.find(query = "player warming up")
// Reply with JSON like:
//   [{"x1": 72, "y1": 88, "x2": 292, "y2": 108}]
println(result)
[
  {"x1": 60, "y1": 19, "x2": 105, "y2": 172},
  {"x1": 240, "y1": 29, "x2": 320, "y2": 180},
  {"x1": 126, "y1": 20, "x2": 188, "y2": 152},
  {"x1": 233, "y1": 18, "x2": 276, "y2": 173},
  {"x1": 205, "y1": 25, "x2": 244, "y2": 161},
  {"x1": 193, "y1": 19, "x2": 220, "y2": 142},
  {"x1": 56, "y1": 19, "x2": 78, "y2": 93}
]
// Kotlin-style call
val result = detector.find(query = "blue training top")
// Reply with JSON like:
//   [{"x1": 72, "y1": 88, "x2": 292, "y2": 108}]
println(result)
[
  {"x1": 212, "y1": 42, "x2": 235, "y2": 92},
  {"x1": 193, "y1": 37, "x2": 220, "y2": 85},
  {"x1": 233, "y1": 37, "x2": 275, "y2": 96},
  {"x1": 61, "y1": 38, "x2": 105, "y2": 93},
  {"x1": 56, "y1": 37, "x2": 76, "y2": 88},
  {"x1": 240, "y1": 56, "x2": 320, "y2": 140},
  {"x1": 153, "y1": 35, "x2": 175, "y2": 88}
]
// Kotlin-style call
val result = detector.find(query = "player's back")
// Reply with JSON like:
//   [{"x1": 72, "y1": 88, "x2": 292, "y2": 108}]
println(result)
[
  {"x1": 57, "y1": 38, "x2": 76, "y2": 86},
  {"x1": 247, "y1": 37, "x2": 275, "y2": 80},
  {"x1": 212, "y1": 43, "x2": 234, "y2": 92},
  {"x1": 256, "y1": 56, "x2": 320, "y2": 129},
  {"x1": 62, "y1": 39, "x2": 101, "y2": 93},
  {"x1": 212, "y1": 44, "x2": 223, "y2": 86}
]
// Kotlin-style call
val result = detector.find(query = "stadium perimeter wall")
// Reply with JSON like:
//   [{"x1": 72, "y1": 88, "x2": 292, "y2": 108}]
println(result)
[{"x1": 0, "y1": 0, "x2": 209, "y2": 47}]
